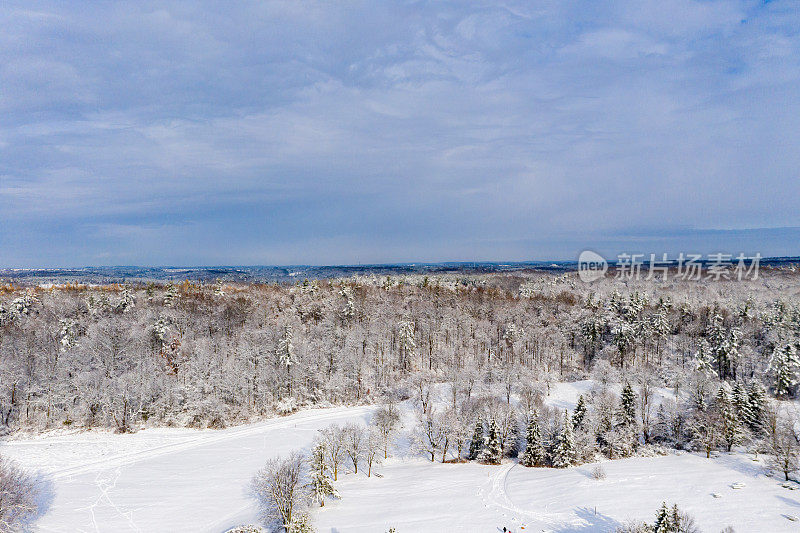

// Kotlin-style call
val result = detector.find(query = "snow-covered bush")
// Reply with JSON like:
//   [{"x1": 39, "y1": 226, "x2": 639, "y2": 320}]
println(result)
[
  {"x1": 590, "y1": 464, "x2": 606, "y2": 480},
  {"x1": 0, "y1": 454, "x2": 39, "y2": 532},
  {"x1": 276, "y1": 397, "x2": 298, "y2": 416}
]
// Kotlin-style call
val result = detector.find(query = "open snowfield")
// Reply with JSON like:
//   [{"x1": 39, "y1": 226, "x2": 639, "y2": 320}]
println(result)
[
  {"x1": 0, "y1": 406, "x2": 374, "y2": 532},
  {"x1": 315, "y1": 453, "x2": 800, "y2": 533},
  {"x1": 2, "y1": 381, "x2": 796, "y2": 532}
]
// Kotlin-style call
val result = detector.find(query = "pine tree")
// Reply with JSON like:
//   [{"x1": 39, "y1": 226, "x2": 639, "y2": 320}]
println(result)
[
  {"x1": 732, "y1": 382, "x2": 750, "y2": 421},
  {"x1": 479, "y1": 418, "x2": 502, "y2": 465},
  {"x1": 716, "y1": 385, "x2": 742, "y2": 452},
  {"x1": 694, "y1": 340, "x2": 716, "y2": 378},
  {"x1": 572, "y1": 395, "x2": 587, "y2": 430},
  {"x1": 653, "y1": 403, "x2": 669, "y2": 442},
  {"x1": 308, "y1": 443, "x2": 337, "y2": 507},
  {"x1": 163, "y1": 283, "x2": 178, "y2": 307},
  {"x1": 707, "y1": 312, "x2": 741, "y2": 380},
  {"x1": 519, "y1": 412, "x2": 546, "y2": 467},
  {"x1": 653, "y1": 502, "x2": 671, "y2": 533},
  {"x1": 551, "y1": 411, "x2": 577, "y2": 468},
  {"x1": 619, "y1": 383, "x2": 637, "y2": 428},
  {"x1": 746, "y1": 381, "x2": 766, "y2": 434},
  {"x1": 277, "y1": 325, "x2": 299, "y2": 396},
  {"x1": 771, "y1": 343, "x2": 800, "y2": 398},
  {"x1": 467, "y1": 418, "x2": 484, "y2": 460}
]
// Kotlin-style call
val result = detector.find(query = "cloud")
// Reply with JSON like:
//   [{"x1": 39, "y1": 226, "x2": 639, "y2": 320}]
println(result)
[{"x1": 0, "y1": 0, "x2": 799, "y2": 266}]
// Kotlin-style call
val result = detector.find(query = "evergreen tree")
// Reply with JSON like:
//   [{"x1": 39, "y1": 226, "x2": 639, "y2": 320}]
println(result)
[
  {"x1": 694, "y1": 340, "x2": 716, "y2": 377},
  {"x1": 746, "y1": 381, "x2": 767, "y2": 434},
  {"x1": 653, "y1": 502, "x2": 671, "y2": 533},
  {"x1": 308, "y1": 443, "x2": 337, "y2": 507},
  {"x1": 467, "y1": 418, "x2": 484, "y2": 460},
  {"x1": 732, "y1": 382, "x2": 750, "y2": 421},
  {"x1": 716, "y1": 385, "x2": 742, "y2": 452},
  {"x1": 572, "y1": 395, "x2": 588, "y2": 430},
  {"x1": 653, "y1": 404, "x2": 670, "y2": 442},
  {"x1": 619, "y1": 383, "x2": 637, "y2": 428},
  {"x1": 163, "y1": 283, "x2": 178, "y2": 307},
  {"x1": 519, "y1": 412, "x2": 546, "y2": 467},
  {"x1": 707, "y1": 312, "x2": 741, "y2": 380},
  {"x1": 670, "y1": 504, "x2": 681, "y2": 532},
  {"x1": 479, "y1": 418, "x2": 502, "y2": 465},
  {"x1": 771, "y1": 343, "x2": 800, "y2": 398},
  {"x1": 551, "y1": 411, "x2": 577, "y2": 468}
]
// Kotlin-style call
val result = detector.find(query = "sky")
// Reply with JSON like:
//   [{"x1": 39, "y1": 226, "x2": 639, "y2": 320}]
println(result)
[{"x1": 1, "y1": 1, "x2": 799, "y2": 267}]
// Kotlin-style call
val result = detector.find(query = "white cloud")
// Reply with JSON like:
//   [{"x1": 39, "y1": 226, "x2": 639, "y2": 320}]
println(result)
[{"x1": 0, "y1": 0, "x2": 799, "y2": 265}]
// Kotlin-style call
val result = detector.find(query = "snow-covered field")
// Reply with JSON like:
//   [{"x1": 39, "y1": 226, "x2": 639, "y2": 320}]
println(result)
[
  {"x1": 315, "y1": 453, "x2": 800, "y2": 532},
  {"x1": 0, "y1": 406, "x2": 374, "y2": 532},
  {"x1": 2, "y1": 381, "x2": 798, "y2": 532}
]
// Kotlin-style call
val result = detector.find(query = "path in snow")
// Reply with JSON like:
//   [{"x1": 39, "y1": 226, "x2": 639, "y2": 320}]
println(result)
[{"x1": 477, "y1": 461, "x2": 559, "y2": 531}]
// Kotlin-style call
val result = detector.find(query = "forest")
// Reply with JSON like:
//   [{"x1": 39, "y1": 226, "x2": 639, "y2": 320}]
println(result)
[{"x1": 0, "y1": 269, "x2": 798, "y2": 437}]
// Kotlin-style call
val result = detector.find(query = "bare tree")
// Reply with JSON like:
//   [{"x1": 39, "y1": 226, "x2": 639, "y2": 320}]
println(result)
[
  {"x1": 364, "y1": 427, "x2": 382, "y2": 477},
  {"x1": 372, "y1": 403, "x2": 400, "y2": 459},
  {"x1": 342, "y1": 422, "x2": 365, "y2": 474},
  {"x1": 412, "y1": 408, "x2": 446, "y2": 462},
  {"x1": 637, "y1": 375, "x2": 655, "y2": 443},
  {"x1": 690, "y1": 409, "x2": 722, "y2": 458},
  {"x1": 250, "y1": 452, "x2": 307, "y2": 530},
  {"x1": 769, "y1": 410, "x2": 800, "y2": 481},
  {"x1": 319, "y1": 425, "x2": 345, "y2": 481}
]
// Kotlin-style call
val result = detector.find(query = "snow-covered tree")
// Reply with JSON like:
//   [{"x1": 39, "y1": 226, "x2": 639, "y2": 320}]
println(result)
[
  {"x1": 286, "y1": 512, "x2": 315, "y2": 533},
  {"x1": 572, "y1": 395, "x2": 588, "y2": 430},
  {"x1": 745, "y1": 381, "x2": 767, "y2": 434},
  {"x1": 693, "y1": 340, "x2": 716, "y2": 377},
  {"x1": 343, "y1": 423, "x2": 365, "y2": 474},
  {"x1": 715, "y1": 385, "x2": 743, "y2": 452},
  {"x1": 163, "y1": 283, "x2": 178, "y2": 307},
  {"x1": 372, "y1": 403, "x2": 400, "y2": 459},
  {"x1": 251, "y1": 452, "x2": 307, "y2": 529},
  {"x1": 519, "y1": 412, "x2": 546, "y2": 467},
  {"x1": 467, "y1": 418, "x2": 484, "y2": 461},
  {"x1": 363, "y1": 428, "x2": 382, "y2": 477},
  {"x1": 770, "y1": 343, "x2": 800, "y2": 398},
  {"x1": 618, "y1": 383, "x2": 637, "y2": 428},
  {"x1": 706, "y1": 313, "x2": 741, "y2": 380},
  {"x1": 277, "y1": 325, "x2": 298, "y2": 396},
  {"x1": 479, "y1": 418, "x2": 502, "y2": 465},
  {"x1": 319, "y1": 425, "x2": 345, "y2": 481},
  {"x1": 690, "y1": 409, "x2": 721, "y2": 458},
  {"x1": 770, "y1": 412, "x2": 800, "y2": 481},
  {"x1": 551, "y1": 411, "x2": 576, "y2": 468},
  {"x1": 398, "y1": 319, "x2": 416, "y2": 372},
  {"x1": 652, "y1": 502, "x2": 700, "y2": 533},
  {"x1": 308, "y1": 443, "x2": 336, "y2": 507},
  {"x1": 413, "y1": 408, "x2": 447, "y2": 463}
]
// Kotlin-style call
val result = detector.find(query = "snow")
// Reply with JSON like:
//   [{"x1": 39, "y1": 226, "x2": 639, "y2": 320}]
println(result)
[
  {"x1": 315, "y1": 453, "x2": 800, "y2": 532},
  {"x1": 0, "y1": 406, "x2": 374, "y2": 532},
  {"x1": 0, "y1": 382, "x2": 794, "y2": 532}
]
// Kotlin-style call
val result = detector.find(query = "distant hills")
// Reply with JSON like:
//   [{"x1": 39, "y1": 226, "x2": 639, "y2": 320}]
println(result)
[{"x1": 1, "y1": 257, "x2": 797, "y2": 285}]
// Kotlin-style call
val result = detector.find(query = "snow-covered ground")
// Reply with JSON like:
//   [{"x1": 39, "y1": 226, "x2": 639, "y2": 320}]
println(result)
[
  {"x1": 0, "y1": 406, "x2": 374, "y2": 532},
  {"x1": 1, "y1": 380, "x2": 795, "y2": 532},
  {"x1": 315, "y1": 452, "x2": 800, "y2": 532}
]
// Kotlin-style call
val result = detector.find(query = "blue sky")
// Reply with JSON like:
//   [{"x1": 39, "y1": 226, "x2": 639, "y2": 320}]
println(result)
[{"x1": 1, "y1": 1, "x2": 799, "y2": 267}]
